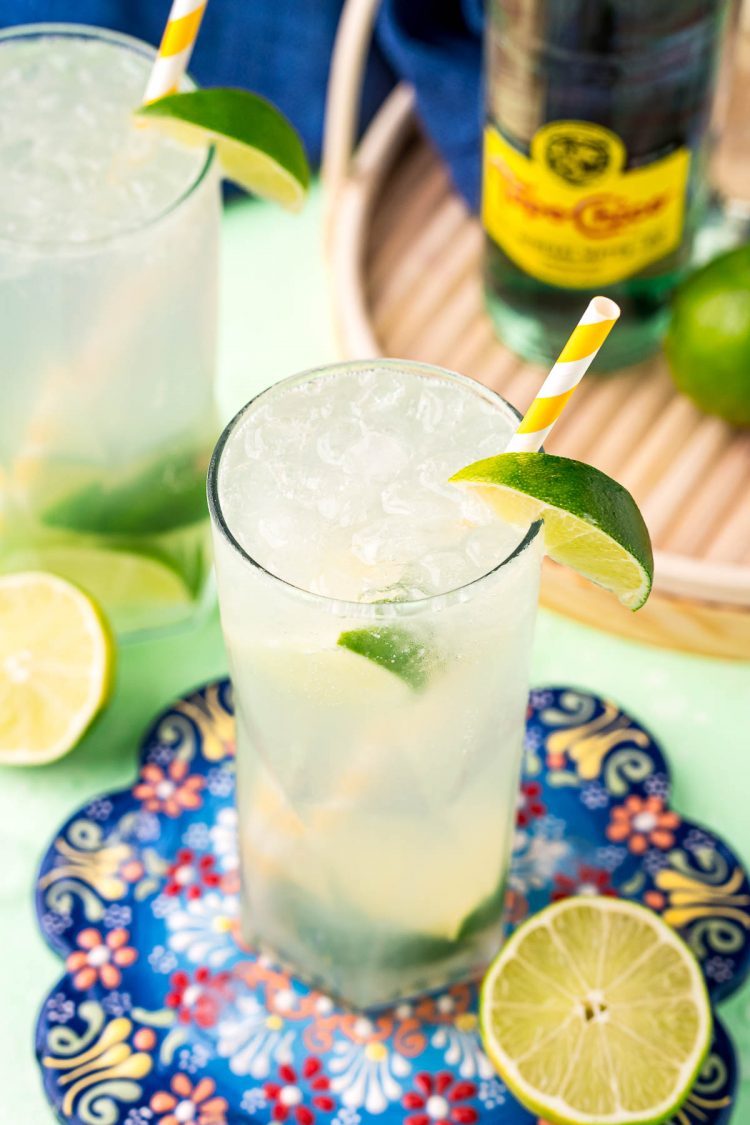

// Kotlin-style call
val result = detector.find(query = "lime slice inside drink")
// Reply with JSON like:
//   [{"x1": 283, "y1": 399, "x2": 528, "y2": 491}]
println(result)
[
  {"x1": 337, "y1": 626, "x2": 434, "y2": 690},
  {"x1": 479, "y1": 897, "x2": 712, "y2": 1125},
  {"x1": 0, "y1": 571, "x2": 114, "y2": 765},
  {"x1": 136, "y1": 88, "x2": 309, "y2": 210},
  {"x1": 451, "y1": 452, "x2": 653, "y2": 609}
]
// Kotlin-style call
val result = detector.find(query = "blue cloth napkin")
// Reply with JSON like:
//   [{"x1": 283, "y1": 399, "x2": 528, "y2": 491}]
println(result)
[{"x1": 0, "y1": 0, "x2": 483, "y2": 208}]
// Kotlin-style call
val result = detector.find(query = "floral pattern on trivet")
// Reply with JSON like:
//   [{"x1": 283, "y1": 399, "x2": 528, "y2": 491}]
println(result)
[{"x1": 35, "y1": 681, "x2": 748, "y2": 1124}]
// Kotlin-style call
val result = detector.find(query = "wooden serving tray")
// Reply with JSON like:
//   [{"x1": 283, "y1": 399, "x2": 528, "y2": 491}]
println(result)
[{"x1": 322, "y1": 2, "x2": 750, "y2": 660}]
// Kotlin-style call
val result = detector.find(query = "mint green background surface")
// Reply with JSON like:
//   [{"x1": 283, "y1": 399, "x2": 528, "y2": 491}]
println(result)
[{"x1": 2, "y1": 188, "x2": 749, "y2": 1118}]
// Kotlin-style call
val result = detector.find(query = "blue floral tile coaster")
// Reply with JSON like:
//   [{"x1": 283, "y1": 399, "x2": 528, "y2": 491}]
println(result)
[{"x1": 35, "y1": 682, "x2": 749, "y2": 1125}]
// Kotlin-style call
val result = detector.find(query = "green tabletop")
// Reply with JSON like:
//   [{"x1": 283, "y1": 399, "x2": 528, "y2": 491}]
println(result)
[{"x1": 3, "y1": 186, "x2": 749, "y2": 1118}]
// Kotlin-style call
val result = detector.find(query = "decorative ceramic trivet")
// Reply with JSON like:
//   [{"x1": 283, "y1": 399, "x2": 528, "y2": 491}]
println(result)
[{"x1": 35, "y1": 682, "x2": 749, "y2": 1124}]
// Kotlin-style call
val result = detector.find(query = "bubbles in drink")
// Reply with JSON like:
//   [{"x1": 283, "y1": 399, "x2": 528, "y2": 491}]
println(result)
[
  {"x1": 0, "y1": 33, "x2": 207, "y2": 242},
  {"x1": 218, "y1": 367, "x2": 524, "y2": 599}
]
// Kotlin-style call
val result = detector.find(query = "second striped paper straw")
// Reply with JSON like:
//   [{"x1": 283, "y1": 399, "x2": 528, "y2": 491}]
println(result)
[
  {"x1": 143, "y1": 0, "x2": 208, "y2": 104},
  {"x1": 506, "y1": 296, "x2": 620, "y2": 453}
]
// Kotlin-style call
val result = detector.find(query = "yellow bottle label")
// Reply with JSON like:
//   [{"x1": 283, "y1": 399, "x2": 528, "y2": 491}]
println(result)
[{"x1": 482, "y1": 120, "x2": 691, "y2": 288}]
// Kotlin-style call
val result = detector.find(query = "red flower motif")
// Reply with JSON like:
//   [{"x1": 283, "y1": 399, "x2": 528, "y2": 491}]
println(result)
[
  {"x1": 606, "y1": 795, "x2": 680, "y2": 855},
  {"x1": 265, "y1": 1058, "x2": 335, "y2": 1124},
  {"x1": 133, "y1": 759, "x2": 204, "y2": 818},
  {"x1": 165, "y1": 967, "x2": 232, "y2": 1028},
  {"x1": 150, "y1": 1074, "x2": 228, "y2": 1125},
  {"x1": 402, "y1": 1072, "x2": 478, "y2": 1125},
  {"x1": 165, "y1": 848, "x2": 222, "y2": 898},
  {"x1": 516, "y1": 781, "x2": 546, "y2": 828},
  {"x1": 551, "y1": 864, "x2": 617, "y2": 902},
  {"x1": 65, "y1": 927, "x2": 137, "y2": 990}
]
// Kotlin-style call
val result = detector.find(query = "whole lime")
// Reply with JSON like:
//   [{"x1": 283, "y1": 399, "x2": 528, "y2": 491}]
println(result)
[{"x1": 664, "y1": 244, "x2": 750, "y2": 427}]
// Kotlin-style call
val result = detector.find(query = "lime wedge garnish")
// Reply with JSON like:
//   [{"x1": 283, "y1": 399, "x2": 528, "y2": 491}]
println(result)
[
  {"x1": 337, "y1": 626, "x2": 433, "y2": 690},
  {"x1": 451, "y1": 452, "x2": 653, "y2": 610},
  {"x1": 479, "y1": 897, "x2": 712, "y2": 1125},
  {"x1": 0, "y1": 572, "x2": 114, "y2": 765},
  {"x1": 136, "y1": 88, "x2": 309, "y2": 210}
]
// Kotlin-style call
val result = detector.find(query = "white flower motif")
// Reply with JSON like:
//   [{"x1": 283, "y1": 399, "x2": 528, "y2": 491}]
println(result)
[
  {"x1": 642, "y1": 848, "x2": 671, "y2": 877},
  {"x1": 152, "y1": 893, "x2": 180, "y2": 920},
  {"x1": 217, "y1": 994, "x2": 295, "y2": 1078},
  {"x1": 102, "y1": 991, "x2": 132, "y2": 1017},
  {"x1": 148, "y1": 944, "x2": 178, "y2": 974},
  {"x1": 207, "y1": 766, "x2": 235, "y2": 798},
  {"x1": 85, "y1": 798, "x2": 113, "y2": 821},
  {"x1": 332, "y1": 1109, "x2": 361, "y2": 1125},
  {"x1": 705, "y1": 956, "x2": 734, "y2": 984},
  {"x1": 124, "y1": 1108, "x2": 154, "y2": 1124},
  {"x1": 536, "y1": 813, "x2": 566, "y2": 841},
  {"x1": 177, "y1": 1041, "x2": 212, "y2": 1074},
  {"x1": 431, "y1": 1011, "x2": 494, "y2": 1079},
  {"x1": 683, "y1": 828, "x2": 716, "y2": 856},
  {"x1": 328, "y1": 1025, "x2": 411, "y2": 1113},
  {"x1": 46, "y1": 992, "x2": 75, "y2": 1024},
  {"x1": 595, "y1": 845, "x2": 628, "y2": 872},
  {"x1": 529, "y1": 689, "x2": 554, "y2": 708},
  {"x1": 523, "y1": 727, "x2": 543, "y2": 751},
  {"x1": 643, "y1": 773, "x2": 671, "y2": 800},
  {"x1": 509, "y1": 835, "x2": 569, "y2": 894},
  {"x1": 241, "y1": 1087, "x2": 269, "y2": 1113},
  {"x1": 42, "y1": 912, "x2": 72, "y2": 937},
  {"x1": 103, "y1": 904, "x2": 132, "y2": 929},
  {"x1": 182, "y1": 821, "x2": 211, "y2": 850},
  {"x1": 580, "y1": 782, "x2": 610, "y2": 810},
  {"x1": 146, "y1": 743, "x2": 174, "y2": 767},
  {"x1": 166, "y1": 892, "x2": 240, "y2": 967},
  {"x1": 478, "y1": 1077, "x2": 506, "y2": 1109},
  {"x1": 211, "y1": 807, "x2": 239, "y2": 871},
  {"x1": 131, "y1": 811, "x2": 161, "y2": 843}
]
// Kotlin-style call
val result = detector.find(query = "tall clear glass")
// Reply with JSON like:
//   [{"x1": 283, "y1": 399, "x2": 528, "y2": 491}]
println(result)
[
  {"x1": 0, "y1": 24, "x2": 220, "y2": 638},
  {"x1": 208, "y1": 360, "x2": 543, "y2": 1009}
]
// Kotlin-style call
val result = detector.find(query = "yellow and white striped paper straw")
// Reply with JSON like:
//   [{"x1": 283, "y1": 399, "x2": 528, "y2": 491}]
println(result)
[
  {"x1": 143, "y1": 0, "x2": 208, "y2": 104},
  {"x1": 506, "y1": 296, "x2": 621, "y2": 453}
]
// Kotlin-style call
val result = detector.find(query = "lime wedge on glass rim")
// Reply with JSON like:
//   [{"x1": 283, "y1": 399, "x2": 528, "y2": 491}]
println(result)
[
  {"x1": 450, "y1": 452, "x2": 653, "y2": 610},
  {"x1": 0, "y1": 571, "x2": 114, "y2": 765},
  {"x1": 479, "y1": 897, "x2": 712, "y2": 1125},
  {"x1": 135, "y1": 88, "x2": 309, "y2": 210}
]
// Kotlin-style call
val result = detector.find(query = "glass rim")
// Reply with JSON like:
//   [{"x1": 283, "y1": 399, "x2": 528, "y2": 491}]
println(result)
[
  {"x1": 207, "y1": 359, "x2": 543, "y2": 617},
  {"x1": 0, "y1": 22, "x2": 216, "y2": 254}
]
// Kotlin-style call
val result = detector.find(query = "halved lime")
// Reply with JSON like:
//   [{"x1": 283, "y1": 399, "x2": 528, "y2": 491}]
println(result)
[
  {"x1": 0, "y1": 572, "x2": 114, "y2": 765},
  {"x1": 451, "y1": 453, "x2": 653, "y2": 609},
  {"x1": 136, "y1": 88, "x2": 309, "y2": 210},
  {"x1": 479, "y1": 897, "x2": 712, "y2": 1125}
]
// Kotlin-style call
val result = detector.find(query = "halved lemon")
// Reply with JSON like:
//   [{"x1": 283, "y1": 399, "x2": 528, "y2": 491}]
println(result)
[{"x1": 0, "y1": 572, "x2": 114, "y2": 765}]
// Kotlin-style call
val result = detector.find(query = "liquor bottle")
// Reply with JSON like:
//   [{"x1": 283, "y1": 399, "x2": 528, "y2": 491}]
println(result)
[{"x1": 482, "y1": 0, "x2": 731, "y2": 369}]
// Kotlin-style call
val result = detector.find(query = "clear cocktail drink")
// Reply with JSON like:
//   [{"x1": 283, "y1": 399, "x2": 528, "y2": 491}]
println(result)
[
  {"x1": 209, "y1": 361, "x2": 543, "y2": 1008},
  {"x1": 0, "y1": 25, "x2": 220, "y2": 636}
]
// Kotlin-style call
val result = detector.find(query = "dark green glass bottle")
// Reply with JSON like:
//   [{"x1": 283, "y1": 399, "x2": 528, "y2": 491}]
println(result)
[{"x1": 483, "y1": 0, "x2": 731, "y2": 369}]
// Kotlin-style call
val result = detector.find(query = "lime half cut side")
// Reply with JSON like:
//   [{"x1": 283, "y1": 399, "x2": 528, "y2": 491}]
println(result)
[
  {"x1": 136, "y1": 88, "x2": 310, "y2": 210},
  {"x1": 479, "y1": 897, "x2": 712, "y2": 1125},
  {"x1": 0, "y1": 571, "x2": 114, "y2": 765},
  {"x1": 451, "y1": 453, "x2": 653, "y2": 609}
]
